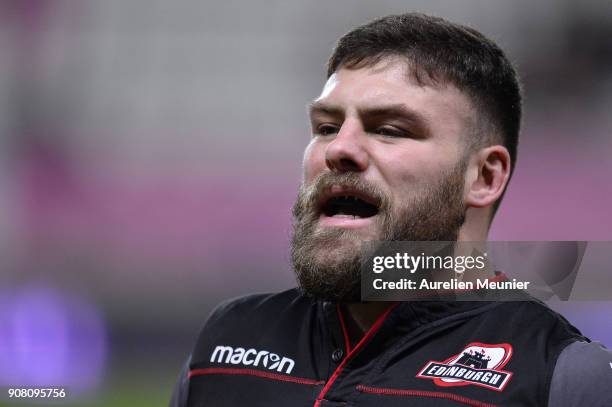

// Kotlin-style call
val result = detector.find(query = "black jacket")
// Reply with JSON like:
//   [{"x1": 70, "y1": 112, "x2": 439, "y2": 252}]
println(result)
[{"x1": 171, "y1": 288, "x2": 612, "y2": 406}]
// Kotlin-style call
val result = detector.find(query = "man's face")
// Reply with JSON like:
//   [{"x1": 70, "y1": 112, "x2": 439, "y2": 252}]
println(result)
[{"x1": 291, "y1": 58, "x2": 476, "y2": 302}]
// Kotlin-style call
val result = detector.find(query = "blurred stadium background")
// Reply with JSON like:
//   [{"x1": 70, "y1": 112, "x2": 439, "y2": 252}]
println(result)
[{"x1": 0, "y1": 0, "x2": 610, "y2": 405}]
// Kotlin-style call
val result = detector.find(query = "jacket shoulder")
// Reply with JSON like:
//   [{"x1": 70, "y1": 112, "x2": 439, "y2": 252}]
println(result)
[
  {"x1": 190, "y1": 288, "x2": 316, "y2": 363},
  {"x1": 549, "y1": 341, "x2": 612, "y2": 407},
  {"x1": 495, "y1": 299, "x2": 586, "y2": 342},
  {"x1": 203, "y1": 287, "x2": 312, "y2": 326}
]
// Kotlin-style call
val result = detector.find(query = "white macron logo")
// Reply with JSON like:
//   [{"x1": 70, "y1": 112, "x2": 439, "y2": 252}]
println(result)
[{"x1": 210, "y1": 346, "x2": 295, "y2": 374}]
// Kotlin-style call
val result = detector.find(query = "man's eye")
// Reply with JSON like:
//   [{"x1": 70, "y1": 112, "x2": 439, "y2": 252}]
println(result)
[
  {"x1": 316, "y1": 125, "x2": 339, "y2": 136},
  {"x1": 375, "y1": 126, "x2": 405, "y2": 138}
]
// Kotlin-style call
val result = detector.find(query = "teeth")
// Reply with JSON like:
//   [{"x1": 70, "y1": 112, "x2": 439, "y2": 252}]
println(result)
[
  {"x1": 337, "y1": 195, "x2": 359, "y2": 201},
  {"x1": 332, "y1": 214, "x2": 362, "y2": 219}
]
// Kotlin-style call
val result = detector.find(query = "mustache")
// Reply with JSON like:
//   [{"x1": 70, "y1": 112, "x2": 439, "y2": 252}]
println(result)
[{"x1": 293, "y1": 172, "x2": 390, "y2": 218}]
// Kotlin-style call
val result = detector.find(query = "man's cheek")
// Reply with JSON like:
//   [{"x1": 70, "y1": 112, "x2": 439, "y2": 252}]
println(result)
[{"x1": 302, "y1": 141, "x2": 327, "y2": 182}]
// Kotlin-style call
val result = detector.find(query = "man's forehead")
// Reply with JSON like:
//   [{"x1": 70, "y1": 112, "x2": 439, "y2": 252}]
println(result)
[
  {"x1": 315, "y1": 60, "x2": 413, "y2": 103},
  {"x1": 316, "y1": 73, "x2": 339, "y2": 102},
  {"x1": 312, "y1": 61, "x2": 476, "y2": 125}
]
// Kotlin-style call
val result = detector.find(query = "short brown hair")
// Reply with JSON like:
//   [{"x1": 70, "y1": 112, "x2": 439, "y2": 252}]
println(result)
[{"x1": 327, "y1": 13, "x2": 522, "y2": 215}]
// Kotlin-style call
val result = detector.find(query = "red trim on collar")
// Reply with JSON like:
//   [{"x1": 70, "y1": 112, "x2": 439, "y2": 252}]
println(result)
[
  {"x1": 314, "y1": 303, "x2": 398, "y2": 407},
  {"x1": 336, "y1": 304, "x2": 352, "y2": 353}
]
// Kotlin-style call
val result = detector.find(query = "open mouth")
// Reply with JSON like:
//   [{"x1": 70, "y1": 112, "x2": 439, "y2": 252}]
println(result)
[{"x1": 318, "y1": 187, "x2": 380, "y2": 222}]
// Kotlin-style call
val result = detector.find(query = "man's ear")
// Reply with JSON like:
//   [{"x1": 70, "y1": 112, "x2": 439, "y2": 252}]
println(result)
[{"x1": 465, "y1": 145, "x2": 511, "y2": 209}]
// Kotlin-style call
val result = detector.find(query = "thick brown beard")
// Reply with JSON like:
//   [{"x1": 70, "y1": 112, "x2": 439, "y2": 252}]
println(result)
[{"x1": 291, "y1": 160, "x2": 467, "y2": 303}]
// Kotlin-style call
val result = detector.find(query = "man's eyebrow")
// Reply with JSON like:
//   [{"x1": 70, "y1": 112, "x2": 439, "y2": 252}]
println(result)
[
  {"x1": 358, "y1": 104, "x2": 429, "y2": 126},
  {"x1": 308, "y1": 102, "x2": 429, "y2": 127},
  {"x1": 308, "y1": 101, "x2": 344, "y2": 118}
]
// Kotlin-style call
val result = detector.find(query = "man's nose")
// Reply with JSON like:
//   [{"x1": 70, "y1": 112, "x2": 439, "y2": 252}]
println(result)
[{"x1": 324, "y1": 122, "x2": 369, "y2": 173}]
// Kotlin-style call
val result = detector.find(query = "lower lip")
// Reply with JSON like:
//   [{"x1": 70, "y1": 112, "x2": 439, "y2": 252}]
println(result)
[{"x1": 318, "y1": 214, "x2": 377, "y2": 229}]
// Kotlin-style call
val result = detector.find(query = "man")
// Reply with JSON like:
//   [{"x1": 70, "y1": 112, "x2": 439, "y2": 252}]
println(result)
[{"x1": 170, "y1": 13, "x2": 612, "y2": 406}]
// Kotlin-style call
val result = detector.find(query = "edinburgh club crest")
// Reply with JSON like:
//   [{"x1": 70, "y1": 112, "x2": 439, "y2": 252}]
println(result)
[{"x1": 417, "y1": 342, "x2": 513, "y2": 391}]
